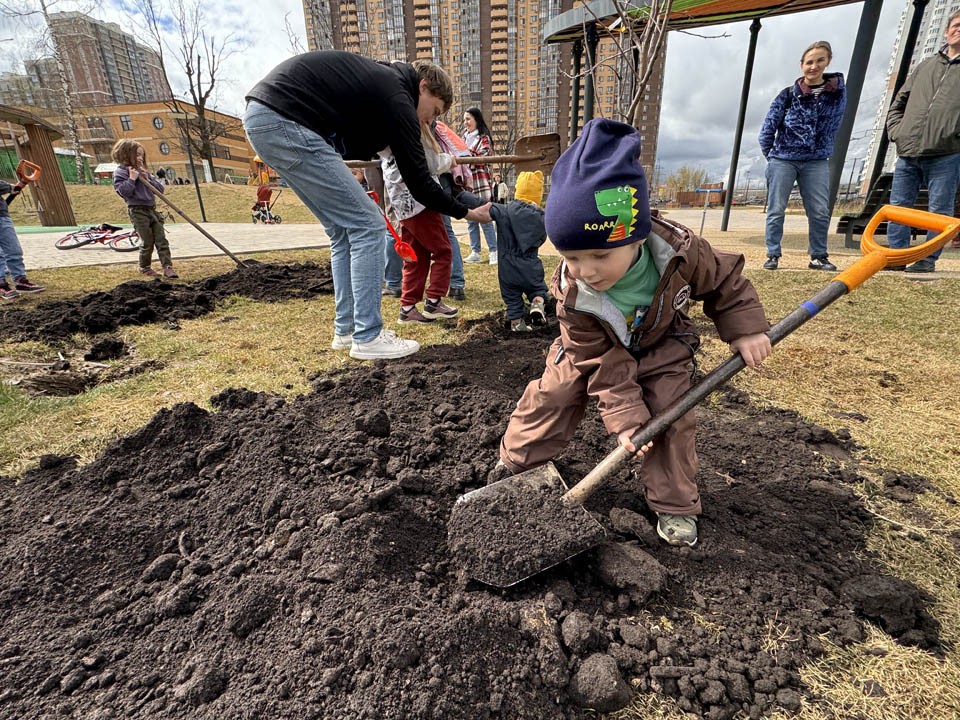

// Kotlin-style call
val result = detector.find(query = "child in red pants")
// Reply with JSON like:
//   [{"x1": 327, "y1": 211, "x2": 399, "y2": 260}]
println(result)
[{"x1": 380, "y1": 123, "x2": 459, "y2": 323}]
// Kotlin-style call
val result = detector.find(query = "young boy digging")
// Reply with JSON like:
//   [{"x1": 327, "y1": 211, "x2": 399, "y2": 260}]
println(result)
[{"x1": 497, "y1": 119, "x2": 772, "y2": 547}]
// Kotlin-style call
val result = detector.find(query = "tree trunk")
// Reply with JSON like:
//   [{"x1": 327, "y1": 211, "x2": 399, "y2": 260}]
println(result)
[{"x1": 41, "y1": 0, "x2": 86, "y2": 184}]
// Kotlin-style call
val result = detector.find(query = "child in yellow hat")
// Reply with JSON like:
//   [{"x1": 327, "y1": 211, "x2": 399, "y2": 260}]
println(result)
[{"x1": 489, "y1": 170, "x2": 548, "y2": 331}]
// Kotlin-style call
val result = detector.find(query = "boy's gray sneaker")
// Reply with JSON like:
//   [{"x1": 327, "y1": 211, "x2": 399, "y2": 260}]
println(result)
[
  {"x1": 330, "y1": 334, "x2": 353, "y2": 350},
  {"x1": 464, "y1": 251, "x2": 482, "y2": 263},
  {"x1": 763, "y1": 256, "x2": 779, "y2": 270},
  {"x1": 487, "y1": 459, "x2": 513, "y2": 484},
  {"x1": 656, "y1": 513, "x2": 698, "y2": 547}
]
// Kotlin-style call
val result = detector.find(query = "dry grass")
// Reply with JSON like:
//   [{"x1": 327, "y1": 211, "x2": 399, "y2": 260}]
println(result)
[
  {"x1": 3, "y1": 211, "x2": 960, "y2": 718},
  {"x1": 9, "y1": 182, "x2": 321, "y2": 227}
]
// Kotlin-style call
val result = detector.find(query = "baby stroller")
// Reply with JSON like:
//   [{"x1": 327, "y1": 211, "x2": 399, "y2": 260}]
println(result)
[{"x1": 252, "y1": 183, "x2": 282, "y2": 224}]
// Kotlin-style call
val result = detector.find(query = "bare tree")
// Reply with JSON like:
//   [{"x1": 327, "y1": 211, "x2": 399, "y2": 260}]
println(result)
[
  {"x1": 284, "y1": 11, "x2": 307, "y2": 55},
  {"x1": 302, "y1": 0, "x2": 335, "y2": 51},
  {"x1": 564, "y1": 0, "x2": 673, "y2": 132},
  {"x1": 133, "y1": 0, "x2": 244, "y2": 181},
  {"x1": 0, "y1": 0, "x2": 97, "y2": 183}
]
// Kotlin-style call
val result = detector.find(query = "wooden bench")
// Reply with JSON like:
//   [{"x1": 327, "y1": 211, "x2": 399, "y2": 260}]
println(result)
[{"x1": 837, "y1": 172, "x2": 959, "y2": 248}]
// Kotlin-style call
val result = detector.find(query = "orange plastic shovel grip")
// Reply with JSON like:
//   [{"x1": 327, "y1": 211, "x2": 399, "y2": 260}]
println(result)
[
  {"x1": 15, "y1": 160, "x2": 42, "y2": 184},
  {"x1": 835, "y1": 205, "x2": 960, "y2": 291}
]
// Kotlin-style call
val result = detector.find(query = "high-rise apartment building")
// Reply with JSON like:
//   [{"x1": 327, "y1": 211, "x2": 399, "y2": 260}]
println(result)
[
  {"x1": 0, "y1": 11, "x2": 172, "y2": 111},
  {"x1": 861, "y1": 0, "x2": 956, "y2": 189},
  {"x1": 300, "y1": 0, "x2": 664, "y2": 172}
]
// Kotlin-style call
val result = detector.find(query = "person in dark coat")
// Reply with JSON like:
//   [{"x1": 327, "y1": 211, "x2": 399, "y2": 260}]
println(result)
[{"x1": 490, "y1": 170, "x2": 548, "y2": 331}]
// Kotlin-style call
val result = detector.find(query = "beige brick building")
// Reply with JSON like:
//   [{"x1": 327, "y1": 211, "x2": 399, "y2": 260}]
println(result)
[
  {"x1": 302, "y1": 0, "x2": 664, "y2": 173},
  {"x1": 14, "y1": 12, "x2": 172, "y2": 110},
  {"x1": 29, "y1": 101, "x2": 253, "y2": 183}
]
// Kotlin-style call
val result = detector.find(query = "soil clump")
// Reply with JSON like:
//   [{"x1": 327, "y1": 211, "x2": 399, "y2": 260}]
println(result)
[
  {"x1": 0, "y1": 314, "x2": 943, "y2": 719},
  {"x1": 0, "y1": 261, "x2": 332, "y2": 343}
]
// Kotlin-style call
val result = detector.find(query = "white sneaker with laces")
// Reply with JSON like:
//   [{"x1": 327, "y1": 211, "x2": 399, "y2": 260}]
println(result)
[
  {"x1": 464, "y1": 251, "x2": 482, "y2": 263},
  {"x1": 489, "y1": 251, "x2": 498, "y2": 265},
  {"x1": 331, "y1": 334, "x2": 353, "y2": 350},
  {"x1": 349, "y1": 329, "x2": 420, "y2": 360}
]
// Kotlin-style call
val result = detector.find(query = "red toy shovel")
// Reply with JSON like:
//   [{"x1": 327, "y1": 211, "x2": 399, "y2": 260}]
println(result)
[{"x1": 367, "y1": 191, "x2": 417, "y2": 262}]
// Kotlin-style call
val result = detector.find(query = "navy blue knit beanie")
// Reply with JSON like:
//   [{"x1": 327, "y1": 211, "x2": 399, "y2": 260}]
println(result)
[{"x1": 546, "y1": 118, "x2": 651, "y2": 252}]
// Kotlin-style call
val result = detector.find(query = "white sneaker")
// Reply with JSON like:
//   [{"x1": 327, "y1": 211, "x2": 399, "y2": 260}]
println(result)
[
  {"x1": 464, "y1": 251, "x2": 482, "y2": 263},
  {"x1": 349, "y1": 329, "x2": 420, "y2": 360},
  {"x1": 489, "y1": 251, "x2": 498, "y2": 265},
  {"x1": 529, "y1": 297, "x2": 546, "y2": 325},
  {"x1": 331, "y1": 334, "x2": 353, "y2": 350}
]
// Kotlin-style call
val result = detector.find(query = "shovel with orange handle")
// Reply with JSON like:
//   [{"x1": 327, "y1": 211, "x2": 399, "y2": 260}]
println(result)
[
  {"x1": 449, "y1": 205, "x2": 960, "y2": 589},
  {"x1": 4, "y1": 160, "x2": 42, "y2": 205}
]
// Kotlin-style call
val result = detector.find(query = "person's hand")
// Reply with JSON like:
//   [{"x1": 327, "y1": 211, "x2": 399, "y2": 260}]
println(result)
[
  {"x1": 617, "y1": 429, "x2": 653, "y2": 457},
  {"x1": 128, "y1": 167, "x2": 140, "y2": 181},
  {"x1": 465, "y1": 203, "x2": 492, "y2": 224},
  {"x1": 730, "y1": 332, "x2": 772, "y2": 368}
]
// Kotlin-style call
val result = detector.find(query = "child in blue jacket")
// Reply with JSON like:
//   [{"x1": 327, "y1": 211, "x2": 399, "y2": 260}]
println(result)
[{"x1": 490, "y1": 171, "x2": 548, "y2": 331}]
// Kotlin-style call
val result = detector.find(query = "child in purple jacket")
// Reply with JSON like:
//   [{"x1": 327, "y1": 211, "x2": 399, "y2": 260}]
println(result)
[{"x1": 112, "y1": 140, "x2": 177, "y2": 278}]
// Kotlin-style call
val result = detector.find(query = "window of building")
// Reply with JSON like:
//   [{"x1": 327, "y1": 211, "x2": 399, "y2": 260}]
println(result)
[
  {"x1": 152, "y1": 116, "x2": 164, "y2": 129},
  {"x1": 158, "y1": 141, "x2": 170, "y2": 155},
  {"x1": 120, "y1": 114, "x2": 132, "y2": 131}
]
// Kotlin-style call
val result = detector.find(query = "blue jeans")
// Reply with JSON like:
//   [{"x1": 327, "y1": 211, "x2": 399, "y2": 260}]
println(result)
[
  {"x1": 243, "y1": 101, "x2": 385, "y2": 343},
  {"x1": 384, "y1": 231, "x2": 403, "y2": 291},
  {"x1": 443, "y1": 215, "x2": 465, "y2": 289},
  {"x1": 0, "y1": 216, "x2": 26, "y2": 278},
  {"x1": 887, "y1": 153, "x2": 960, "y2": 261},
  {"x1": 467, "y1": 219, "x2": 497, "y2": 254},
  {"x1": 764, "y1": 158, "x2": 831, "y2": 258}
]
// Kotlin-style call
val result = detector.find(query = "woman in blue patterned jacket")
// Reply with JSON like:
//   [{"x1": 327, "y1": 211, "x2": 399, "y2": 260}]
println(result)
[{"x1": 758, "y1": 41, "x2": 846, "y2": 272}]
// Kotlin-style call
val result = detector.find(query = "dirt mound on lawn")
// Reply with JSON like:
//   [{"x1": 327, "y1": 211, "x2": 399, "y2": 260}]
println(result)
[
  {"x1": 0, "y1": 331, "x2": 941, "y2": 719},
  {"x1": 0, "y1": 261, "x2": 332, "y2": 343}
]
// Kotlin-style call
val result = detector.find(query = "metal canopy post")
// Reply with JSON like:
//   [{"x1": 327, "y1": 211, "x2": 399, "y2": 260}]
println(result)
[
  {"x1": 827, "y1": 0, "x2": 883, "y2": 213},
  {"x1": 721, "y1": 18, "x2": 761, "y2": 232},
  {"x1": 865, "y1": 0, "x2": 929, "y2": 193},
  {"x1": 570, "y1": 39, "x2": 583, "y2": 141},
  {"x1": 583, "y1": 24, "x2": 599, "y2": 125}
]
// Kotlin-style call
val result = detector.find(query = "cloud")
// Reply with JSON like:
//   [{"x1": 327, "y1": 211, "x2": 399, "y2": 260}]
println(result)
[
  {"x1": 1, "y1": 0, "x2": 910, "y2": 183},
  {"x1": 0, "y1": 0, "x2": 306, "y2": 118},
  {"x1": 656, "y1": 2, "x2": 905, "y2": 180}
]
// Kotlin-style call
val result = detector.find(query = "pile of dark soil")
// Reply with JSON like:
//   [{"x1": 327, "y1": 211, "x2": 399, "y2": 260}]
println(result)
[
  {"x1": 0, "y1": 262, "x2": 332, "y2": 343},
  {"x1": 0, "y1": 329, "x2": 942, "y2": 719}
]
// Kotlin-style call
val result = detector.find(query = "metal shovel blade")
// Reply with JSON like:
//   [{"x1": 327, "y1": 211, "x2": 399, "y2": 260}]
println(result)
[
  {"x1": 447, "y1": 462, "x2": 606, "y2": 588},
  {"x1": 513, "y1": 133, "x2": 562, "y2": 174}
]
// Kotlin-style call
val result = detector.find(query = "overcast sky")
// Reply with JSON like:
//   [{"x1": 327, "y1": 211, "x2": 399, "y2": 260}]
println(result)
[{"x1": 3, "y1": 0, "x2": 910, "y2": 183}]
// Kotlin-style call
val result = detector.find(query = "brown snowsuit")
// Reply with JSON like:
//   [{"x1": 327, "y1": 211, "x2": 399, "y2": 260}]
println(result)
[{"x1": 499, "y1": 213, "x2": 770, "y2": 515}]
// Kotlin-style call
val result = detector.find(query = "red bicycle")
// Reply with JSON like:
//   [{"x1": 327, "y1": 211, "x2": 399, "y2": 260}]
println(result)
[{"x1": 55, "y1": 224, "x2": 142, "y2": 252}]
